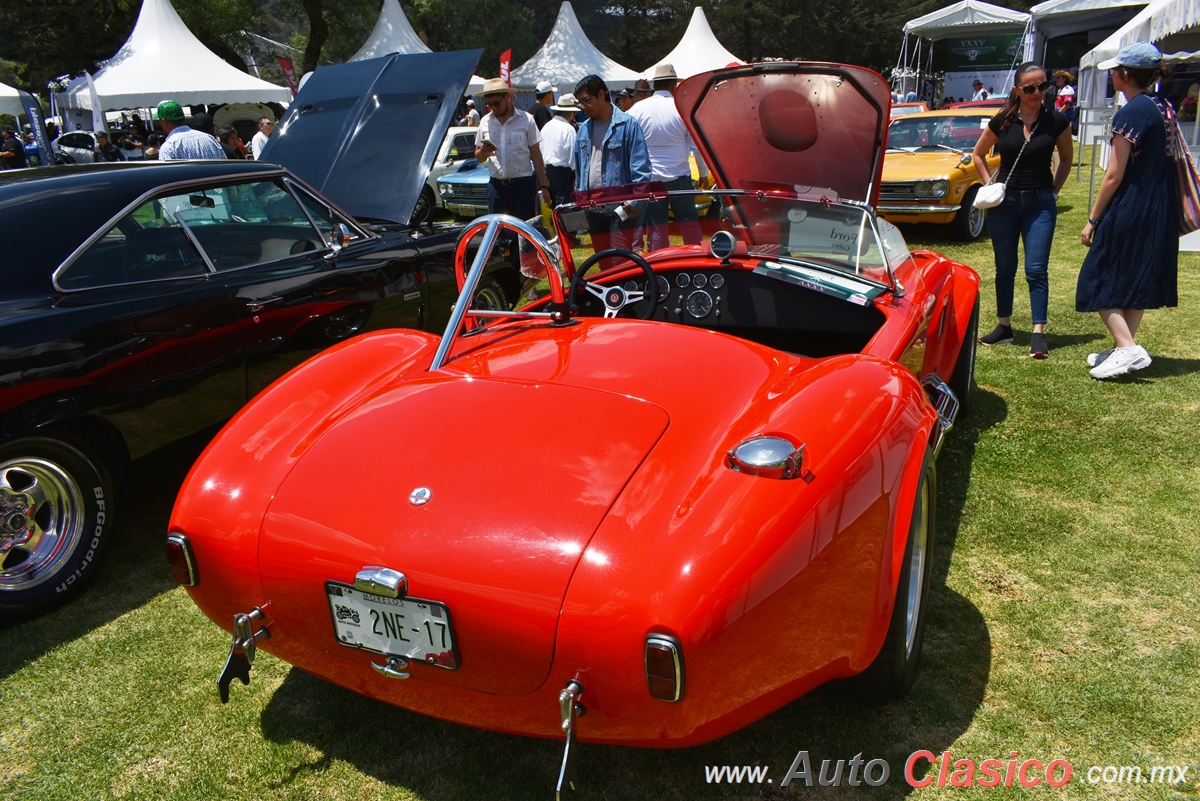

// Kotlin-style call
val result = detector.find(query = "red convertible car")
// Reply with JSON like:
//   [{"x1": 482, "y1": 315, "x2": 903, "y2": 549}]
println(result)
[{"x1": 169, "y1": 62, "x2": 979, "y2": 789}]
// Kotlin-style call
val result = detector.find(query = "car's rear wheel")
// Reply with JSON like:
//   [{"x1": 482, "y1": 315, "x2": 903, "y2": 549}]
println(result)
[
  {"x1": 471, "y1": 275, "x2": 510, "y2": 312},
  {"x1": 0, "y1": 436, "x2": 115, "y2": 614},
  {"x1": 952, "y1": 186, "x2": 987, "y2": 241},
  {"x1": 948, "y1": 296, "x2": 979, "y2": 419},
  {"x1": 855, "y1": 447, "x2": 935, "y2": 700}
]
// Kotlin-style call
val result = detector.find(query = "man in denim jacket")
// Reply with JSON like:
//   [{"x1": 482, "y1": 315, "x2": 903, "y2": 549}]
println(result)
[{"x1": 572, "y1": 74, "x2": 652, "y2": 255}]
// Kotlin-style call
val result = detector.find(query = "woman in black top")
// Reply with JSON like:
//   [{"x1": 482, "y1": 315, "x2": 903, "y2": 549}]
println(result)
[{"x1": 971, "y1": 62, "x2": 1073, "y2": 358}]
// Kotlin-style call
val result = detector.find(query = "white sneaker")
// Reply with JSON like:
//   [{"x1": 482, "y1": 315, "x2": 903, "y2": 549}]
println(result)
[
  {"x1": 1089, "y1": 345, "x2": 1151, "y2": 379},
  {"x1": 1086, "y1": 348, "x2": 1114, "y2": 367}
]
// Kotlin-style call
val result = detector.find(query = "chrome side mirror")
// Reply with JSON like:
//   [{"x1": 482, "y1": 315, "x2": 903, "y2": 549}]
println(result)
[{"x1": 325, "y1": 223, "x2": 350, "y2": 261}]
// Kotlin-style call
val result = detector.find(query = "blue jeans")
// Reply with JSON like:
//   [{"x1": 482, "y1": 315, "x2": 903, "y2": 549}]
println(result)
[
  {"x1": 644, "y1": 175, "x2": 701, "y2": 251},
  {"x1": 986, "y1": 188, "x2": 1055, "y2": 325}
]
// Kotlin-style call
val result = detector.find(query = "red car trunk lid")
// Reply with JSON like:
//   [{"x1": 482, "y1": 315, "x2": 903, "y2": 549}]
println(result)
[{"x1": 257, "y1": 373, "x2": 669, "y2": 696}]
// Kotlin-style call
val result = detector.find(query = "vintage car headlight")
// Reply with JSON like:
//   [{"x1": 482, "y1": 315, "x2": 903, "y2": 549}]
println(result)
[
  {"x1": 914, "y1": 180, "x2": 949, "y2": 199},
  {"x1": 440, "y1": 183, "x2": 454, "y2": 198}
]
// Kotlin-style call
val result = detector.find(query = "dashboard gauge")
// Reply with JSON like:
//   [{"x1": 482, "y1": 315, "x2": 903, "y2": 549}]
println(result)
[
  {"x1": 624, "y1": 280, "x2": 640, "y2": 292},
  {"x1": 656, "y1": 275, "x2": 671, "y2": 301},
  {"x1": 692, "y1": 273, "x2": 708, "y2": 289},
  {"x1": 686, "y1": 290, "x2": 714, "y2": 318},
  {"x1": 709, "y1": 274, "x2": 725, "y2": 289},
  {"x1": 676, "y1": 273, "x2": 691, "y2": 287}
]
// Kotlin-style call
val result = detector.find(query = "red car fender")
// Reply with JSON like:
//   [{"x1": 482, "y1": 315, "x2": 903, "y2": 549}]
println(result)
[
  {"x1": 550, "y1": 355, "x2": 938, "y2": 743},
  {"x1": 914, "y1": 254, "x2": 981, "y2": 383},
  {"x1": 170, "y1": 329, "x2": 440, "y2": 629}
]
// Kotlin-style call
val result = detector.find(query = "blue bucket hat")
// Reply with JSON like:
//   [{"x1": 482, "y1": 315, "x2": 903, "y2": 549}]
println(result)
[{"x1": 1098, "y1": 41, "x2": 1162, "y2": 70}]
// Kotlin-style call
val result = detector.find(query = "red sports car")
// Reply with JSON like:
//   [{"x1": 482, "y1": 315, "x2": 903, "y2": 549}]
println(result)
[{"x1": 169, "y1": 62, "x2": 980, "y2": 791}]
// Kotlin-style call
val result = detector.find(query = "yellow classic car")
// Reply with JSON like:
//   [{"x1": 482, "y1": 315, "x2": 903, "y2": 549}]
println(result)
[{"x1": 879, "y1": 109, "x2": 1001, "y2": 241}]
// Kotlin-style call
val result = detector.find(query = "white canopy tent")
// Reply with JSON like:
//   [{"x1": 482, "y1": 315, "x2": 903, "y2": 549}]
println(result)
[
  {"x1": 1077, "y1": 0, "x2": 1200, "y2": 107},
  {"x1": 349, "y1": 0, "x2": 485, "y2": 94},
  {"x1": 645, "y1": 7, "x2": 743, "y2": 79},
  {"x1": 350, "y1": 0, "x2": 429, "y2": 61},
  {"x1": 0, "y1": 82, "x2": 26, "y2": 121},
  {"x1": 510, "y1": 2, "x2": 640, "y2": 91},
  {"x1": 898, "y1": 0, "x2": 1033, "y2": 99},
  {"x1": 64, "y1": 0, "x2": 290, "y2": 111},
  {"x1": 1031, "y1": 0, "x2": 1148, "y2": 40}
]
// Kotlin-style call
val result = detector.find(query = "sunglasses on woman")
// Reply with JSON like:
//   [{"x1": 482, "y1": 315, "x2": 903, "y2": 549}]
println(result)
[{"x1": 1019, "y1": 81, "x2": 1052, "y2": 95}]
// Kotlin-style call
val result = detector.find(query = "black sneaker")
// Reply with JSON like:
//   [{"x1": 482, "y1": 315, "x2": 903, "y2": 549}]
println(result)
[
  {"x1": 979, "y1": 324, "x2": 1014, "y2": 346},
  {"x1": 1029, "y1": 332, "x2": 1048, "y2": 359}
]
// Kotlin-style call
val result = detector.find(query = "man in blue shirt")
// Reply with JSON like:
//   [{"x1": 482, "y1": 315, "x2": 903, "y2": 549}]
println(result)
[
  {"x1": 156, "y1": 100, "x2": 225, "y2": 161},
  {"x1": 572, "y1": 74, "x2": 651, "y2": 256}
]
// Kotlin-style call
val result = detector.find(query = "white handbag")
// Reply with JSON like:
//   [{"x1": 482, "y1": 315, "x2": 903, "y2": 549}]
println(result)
[{"x1": 973, "y1": 120, "x2": 1037, "y2": 210}]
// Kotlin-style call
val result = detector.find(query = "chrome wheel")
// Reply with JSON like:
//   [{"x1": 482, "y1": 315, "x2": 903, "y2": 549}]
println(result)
[
  {"x1": 903, "y1": 474, "x2": 931, "y2": 658},
  {"x1": 471, "y1": 277, "x2": 510, "y2": 311},
  {"x1": 0, "y1": 457, "x2": 86, "y2": 592},
  {"x1": 967, "y1": 204, "x2": 986, "y2": 239}
]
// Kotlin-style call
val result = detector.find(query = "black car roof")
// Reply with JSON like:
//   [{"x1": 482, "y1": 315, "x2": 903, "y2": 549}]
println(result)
[{"x1": 1, "y1": 161, "x2": 287, "y2": 296}]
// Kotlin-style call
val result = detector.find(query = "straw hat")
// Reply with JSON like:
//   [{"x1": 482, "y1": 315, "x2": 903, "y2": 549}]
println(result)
[
  {"x1": 480, "y1": 77, "x2": 516, "y2": 96},
  {"x1": 551, "y1": 93, "x2": 580, "y2": 112}
]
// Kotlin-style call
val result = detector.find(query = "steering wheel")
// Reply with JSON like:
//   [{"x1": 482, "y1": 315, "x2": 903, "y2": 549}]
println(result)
[{"x1": 568, "y1": 249, "x2": 658, "y2": 320}]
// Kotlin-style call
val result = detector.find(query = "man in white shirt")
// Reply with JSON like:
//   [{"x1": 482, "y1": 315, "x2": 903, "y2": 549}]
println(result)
[
  {"x1": 540, "y1": 94, "x2": 579, "y2": 209},
  {"x1": 626, "y1": 63, "x2": 709, "y2": 248},
  {"x1": 475, "y1": 78, "x2": 551, "y2": 260},
  {"x1": 971, "y1": 80, "x2": 988, "y2": 101},
  {"x1": 251, "y1": 118, "x2": 274, "y2": 159}
]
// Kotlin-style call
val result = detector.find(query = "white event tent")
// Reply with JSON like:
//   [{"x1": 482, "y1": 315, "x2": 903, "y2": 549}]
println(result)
[
  {"x1": 510, "y1": 2, "x2": 640, "y2": 91},
  {"x1": 1, "y1": 82, "x2": 26, "y2": 121},
  {"x1": 898, "y1": 1, "x2": 1032, "y2": 98},
  {"x1": 1031, "y1": 0, "x2": 1148, "y2": 41},
  {"x1": 349, "y1": 0, "x2": 485, "y2": 94},
  {"x1": 65, "y1": 0, "x2": 290, "y2": 111},
  {"x1": 1078, "y1": 0, "x2": 1200, "y2": 107},
  {"x1": 645, "y1": 7, "x2": 744, "y2": 79}
]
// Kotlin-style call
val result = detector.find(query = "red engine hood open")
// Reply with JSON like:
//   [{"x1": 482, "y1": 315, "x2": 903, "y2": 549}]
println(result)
[
  {"x1": 674, "y1": 62, "x2": 892, "y2": 206},
  {"x1": 257, "y1": 373, "x2": 668, "y2": 695}
]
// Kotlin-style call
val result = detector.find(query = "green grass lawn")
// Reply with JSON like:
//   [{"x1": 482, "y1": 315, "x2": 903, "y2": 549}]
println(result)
[{"x1": 2, "y1": 149, "x2": 1198, "y2": 800}]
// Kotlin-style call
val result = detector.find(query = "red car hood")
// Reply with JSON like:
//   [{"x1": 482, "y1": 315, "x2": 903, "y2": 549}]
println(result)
[
  {"x1": 257, "y1": 373, "x2": 668, "y2": 696},
  {"x1": 674, "y1": 62, "x2": 892, "y2": 206}
]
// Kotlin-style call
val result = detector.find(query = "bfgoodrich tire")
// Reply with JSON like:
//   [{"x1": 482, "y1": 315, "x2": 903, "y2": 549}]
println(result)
[
  {"x1": 948, "y1": 296, "x2": 979, "y2": 420},
  {"x1": 0, "y1": 437, "x2": 115, "y2": 614},
  {"x1": 855, "y1": 447, "x2": 936, "y2": 700}
]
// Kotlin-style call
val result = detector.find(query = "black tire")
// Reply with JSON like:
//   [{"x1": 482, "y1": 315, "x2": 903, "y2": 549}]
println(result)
[
  {"x1": 0, "y1": 436, "x2": 115, "y2": 614},
  {"x1": 410, "y1": 185, "x2": 437, "y2": 227},
  {"x1": 948, "y1": 296, "x2": 979, "y2": 420},
  {"x1": 951, "y1": 186, "x2": 987, "y2": 241},
  {"x1": 471, "y1": 275, "x2": 510, "y2": 312},
  {"x1": 855, "y1": 447, "x2": 935, "y2": 700}
]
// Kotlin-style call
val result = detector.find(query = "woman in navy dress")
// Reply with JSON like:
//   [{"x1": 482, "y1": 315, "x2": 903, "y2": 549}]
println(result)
[{"x1": 1079, "y1": 42, "x2": 1179, "y2": 379}]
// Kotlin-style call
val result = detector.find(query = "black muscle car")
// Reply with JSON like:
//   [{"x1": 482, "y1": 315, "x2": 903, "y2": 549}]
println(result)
[{"x1": 0, "y1": 50, "x2": 519, "y2": 614}]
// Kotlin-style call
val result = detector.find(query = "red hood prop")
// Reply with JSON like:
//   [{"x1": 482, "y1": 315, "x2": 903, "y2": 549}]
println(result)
[{"x1": 674, "y1": 62, "x2": 892, "y2": 206}]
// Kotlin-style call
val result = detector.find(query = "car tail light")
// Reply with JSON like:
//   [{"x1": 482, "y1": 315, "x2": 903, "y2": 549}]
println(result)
[
  {"x1": 166, "y1": 533, "x2": 197, "y2": 586},
  {"x1": 645, "y1": 635, "x2": 684, "y2": 702}
]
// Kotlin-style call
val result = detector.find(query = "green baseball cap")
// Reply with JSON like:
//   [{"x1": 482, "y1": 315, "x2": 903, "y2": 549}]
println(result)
[{"x1": 157, "y1": 100, "x2": 185, "y2": 122}]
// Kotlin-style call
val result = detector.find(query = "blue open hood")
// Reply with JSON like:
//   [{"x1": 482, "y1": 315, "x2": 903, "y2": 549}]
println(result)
[{"x1": 261, "y1": 50, "x2": 481, "y2": 225}]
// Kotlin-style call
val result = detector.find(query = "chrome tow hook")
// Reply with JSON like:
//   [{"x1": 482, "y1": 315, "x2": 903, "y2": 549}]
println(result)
[
  {"x1": 556, "y1": 679, "x2": 585, "y2": 799},
  {"x1": 217, "y1": 606, "x2": 271, "y2": 703},
  {"x1": 371, "y1": 655, "x2": 410, "y2": 679}
]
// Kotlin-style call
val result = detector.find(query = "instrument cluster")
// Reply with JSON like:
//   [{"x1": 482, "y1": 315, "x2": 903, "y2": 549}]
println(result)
[{"x1": 624, "y1": 271, "x2": 729, "y2": 321}]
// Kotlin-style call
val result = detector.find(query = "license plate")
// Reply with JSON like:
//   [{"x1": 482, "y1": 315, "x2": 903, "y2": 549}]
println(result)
[
  {"x1": 325, "y1": 582, "x2": 458, "y2": 669},
  {"x1": 458, "y1": 204, "x2": 477, "y2": 217}
]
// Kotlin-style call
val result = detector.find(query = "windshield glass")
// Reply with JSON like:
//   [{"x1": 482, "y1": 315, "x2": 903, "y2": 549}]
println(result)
[
  {"x1": 551, "y1": 189, "x2": 909, "y2": 290},
  {"x1": 887, "y1": 114, "x2": 991, "y2": 152}
]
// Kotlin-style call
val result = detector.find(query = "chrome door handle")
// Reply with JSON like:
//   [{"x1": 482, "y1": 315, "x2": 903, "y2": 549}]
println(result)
[{"x1": 246, "y1": 296, "x2": 283, "y2": 312}]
